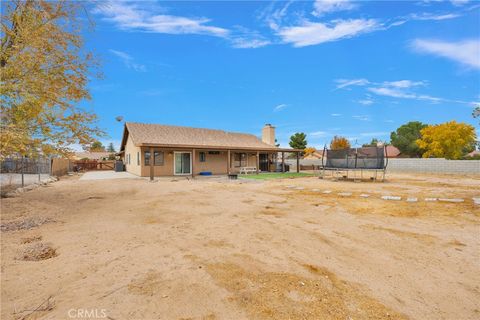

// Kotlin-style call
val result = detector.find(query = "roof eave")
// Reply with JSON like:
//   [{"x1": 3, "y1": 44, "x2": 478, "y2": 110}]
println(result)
[{"x1": 136, "y1": 143, "x2": 301, "y2": 152}]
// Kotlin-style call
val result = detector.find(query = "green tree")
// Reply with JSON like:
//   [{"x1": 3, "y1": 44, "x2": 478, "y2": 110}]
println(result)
[
  {"x1": 0, "y1": 0, "x2": 104, "y2": 158},
  {"x1": 473, "y1": 106, "x2": 480, "y2": 125},
  {"x1": 90, "y1": 141, "x2": 105, "y2": 152},
  {"x1": 362, "y1": 138, "x2": 379, "y2": 147},
  {"x1": 330, "y1": 136, "x2": 351, "y2": 150},
  {"x1": 390, "y1": 121, "x2": 427, "y2": 157},
  {"x1": 107, "y1": 142, "x2": 116, "y2": 153},
  {"x1": 416, "y1": 121, "x2": 476, "y2": 160},
  {"x1": 289, "y1": 133, "x2": 307, "y2": 150}
]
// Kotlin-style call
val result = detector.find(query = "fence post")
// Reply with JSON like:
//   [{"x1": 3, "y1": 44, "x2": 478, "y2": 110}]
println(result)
[{"x1": 21, "y1": 156, "x2": 25, "y2": 187}]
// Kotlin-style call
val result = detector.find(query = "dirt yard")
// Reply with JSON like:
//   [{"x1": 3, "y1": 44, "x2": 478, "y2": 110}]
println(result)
[{"x1": 1, "y1": 173, "x2": 479, "y2": 320}]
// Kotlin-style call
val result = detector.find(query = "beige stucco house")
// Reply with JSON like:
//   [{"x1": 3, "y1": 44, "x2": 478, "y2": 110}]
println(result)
[{"x1": 119, "y1": 122, "x2": 301, "y2": 178}]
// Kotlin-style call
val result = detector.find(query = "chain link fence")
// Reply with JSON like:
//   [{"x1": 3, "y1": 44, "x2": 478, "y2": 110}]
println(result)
[{"x1": 0, "y1": 157, "x2": 52, "y2": 191}]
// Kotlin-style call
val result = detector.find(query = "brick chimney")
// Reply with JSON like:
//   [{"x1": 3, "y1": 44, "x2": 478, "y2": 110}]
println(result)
[{"x1": 262, "y1": 124, "x2": 275, "y2": 146}]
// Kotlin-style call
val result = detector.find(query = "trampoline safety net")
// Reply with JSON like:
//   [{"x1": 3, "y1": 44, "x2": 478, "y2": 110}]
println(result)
[{"x1": 325, "y1": 147, "x2": 385, "y2": 169}]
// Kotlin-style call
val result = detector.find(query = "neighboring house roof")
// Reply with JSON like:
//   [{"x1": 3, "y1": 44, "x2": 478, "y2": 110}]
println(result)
[
  {"x1": 467, "y1": 150, "x2": 480, "y2": 157},
  {"x1": 384, "y1": 145, "x2": 401, "y2": 158},
  {"x1": 74, "y1": 152, "x2": 111, "y2": 160},
  {"x1": 303, "y1": 150, "x2": 325, "y2": 159},
  {"x1": 121, "y1": 122, "x2": 298, "y2": 151}
]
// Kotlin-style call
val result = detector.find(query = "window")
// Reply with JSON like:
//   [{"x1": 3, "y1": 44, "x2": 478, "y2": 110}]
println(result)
[
  {"x1": 144, "y1": 151, "x2": 151, "y2": 165},
  {"x1": 154, "y1": 151, "x2": 164, "y2": 166},
  {"x1": 208, "y1": 151, "x2": 220, "y2": 155},
  {"x1": 137, "y1": 152, "x2": 140, "y2": 165},
  {"x1": 199, "y1": 152, "x2": 206, "y2": 162},
  {"x1": 144, "y1": 151, "x2": 164, "y2": 165},
  {"x1": 234, "y1": 153, "x2": 247, "y2": 167}
]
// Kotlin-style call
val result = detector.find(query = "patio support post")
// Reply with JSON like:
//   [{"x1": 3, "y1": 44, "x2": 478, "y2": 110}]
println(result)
[
  {"x1": 192, "y1": 149, "x2": 196, "y2": 178},
  {"x1": 282, "y1": 152, "x2": 285, "y2": 173},
  {"x1": 256, "y1": 151, "x2": 260, "y2": 174},
  {"x1": 296, "y1": 151, "x2": 300, "y2": 173},
  {"x1": 149, "y1": 147, "x2": 154, "y2": 181},
  {"x1": 227, "y1": 150, "x2": 231, "y2": 174}
]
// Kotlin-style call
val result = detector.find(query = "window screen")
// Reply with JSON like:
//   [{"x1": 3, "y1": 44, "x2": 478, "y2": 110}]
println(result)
[
  {"x1": 154, "y1": 151, "x2": 164, "y2": 166},
  {"x1": 144, "y1": 151, "x2": 151, "y2": 165},
  {"x1": 234, "y1": 153, "x2": 247, "y2": 167}
]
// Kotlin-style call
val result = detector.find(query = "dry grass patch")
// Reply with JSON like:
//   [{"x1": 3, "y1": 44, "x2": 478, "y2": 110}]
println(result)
[
  {"x1": 259, "y1": 209, "x2": 286, "y2": 218},
  {"x1": 205, "y1": 240, "x2": 234, "y2": 248},
  {"x1": 447, "y1": 239, "x2": 467, "y2": 247},
  {"x1": 128, "y1": 271, "x2": 163, "y2": 296},
  {"x1": 18, "y1": 242, "x2": 57, "y2": 261},
  {"x1": 20, "y1": 235, "x2": 42, "y2": 244},
  {"x1": 206, "y1": 258, "x2": 406, "y2": 320},
  {"x1": 1, "y1": 216, "x2": 54, "y2": 232},
  {"x1": 288, "y1": 191, "x2": 478, "y2": 218},
  {"x1": 362, "y1": 224, "x2": 438, "y2": 245}
]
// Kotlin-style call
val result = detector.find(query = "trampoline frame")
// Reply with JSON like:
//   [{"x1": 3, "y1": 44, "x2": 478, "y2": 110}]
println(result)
[{"x1": 319, "y1": 146, "x2": 389, "y2": 182}]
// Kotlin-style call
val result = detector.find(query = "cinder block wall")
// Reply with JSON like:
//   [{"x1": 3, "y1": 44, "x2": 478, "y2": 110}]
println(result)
[
  {"x1": 285, "y1": 158, "x2": 480, "y2": 175},
  {"x1": 387, "y1": 158, "x2": 480, "y2": 174}
]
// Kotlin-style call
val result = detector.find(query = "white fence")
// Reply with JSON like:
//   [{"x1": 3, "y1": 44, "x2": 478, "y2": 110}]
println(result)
[{"x1": 285, "y1": 158, "x2": 480, "y2": 175}]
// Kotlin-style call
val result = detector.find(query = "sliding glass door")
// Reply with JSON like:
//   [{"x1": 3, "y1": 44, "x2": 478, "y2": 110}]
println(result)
[{"x1": 174, "y1": 152, "x2": 191, "y2": 175}]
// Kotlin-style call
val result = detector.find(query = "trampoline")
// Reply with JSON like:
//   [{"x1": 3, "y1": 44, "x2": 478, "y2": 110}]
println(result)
[{"x1": 320, "y1": 146, "x2": 388, "y2": 181}]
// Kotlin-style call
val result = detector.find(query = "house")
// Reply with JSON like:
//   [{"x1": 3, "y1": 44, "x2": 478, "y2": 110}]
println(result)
[
  {"x1": 303, "y1": 150, "x2": 325, "y2": 160},
  {"x1": 466, "y1": 150, "x2": 480, "y2": 158},
  {"x1": 384, "y1": 145, "x2": 401, "y2": 158},
  {"x1": 119, "y1": 122, "x2": 301, "y2": 178}
]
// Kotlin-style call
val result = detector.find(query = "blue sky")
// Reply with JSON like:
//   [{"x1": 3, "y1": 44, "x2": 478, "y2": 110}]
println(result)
[{"x1": 83, "y1": 0, "x2": 480, "y2": 149}]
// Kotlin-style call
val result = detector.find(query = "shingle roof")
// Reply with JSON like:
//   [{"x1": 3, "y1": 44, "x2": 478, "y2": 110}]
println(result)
[
  {"x1": 123, "y1": 122, "x2": 283, "y2": 151},
  {"x1": 385, "y1": 145, "x2": 401, "y2": 157}
]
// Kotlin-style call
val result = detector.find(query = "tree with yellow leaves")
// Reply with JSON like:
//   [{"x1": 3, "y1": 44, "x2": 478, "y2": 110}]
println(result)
[
  {"x1": 416, "y1": 121, "x2": 477, "y2": 160},
  {"x1": 1, "y1": 0, "x2": 104, "y2": 158},
  {"x1": 330, "y1": 136, "x2": 351, "y2": 150},
  {"x1": 303, "y1": 147, "x2": 316, "y2": 157}
]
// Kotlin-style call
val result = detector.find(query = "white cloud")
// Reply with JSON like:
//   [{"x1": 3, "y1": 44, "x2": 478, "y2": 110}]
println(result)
[
  {"x1": 411, "y1": 39, "x2": 480, "y2": 69},
  {"x1": 260, "y1": 1, "x2": 293, "y2": 31},
  {"x1": 278, "y1": 19, "x2": 380, "y2": 47},
  {"x1": 451, "y1": 0, "x2": 469, "y2": 6},
  {"x1": 368, "y1": 86, "x2": 444, "y2": 103},
  {"x1": 335, "y1": 77, "x2": 473, "y2": 105},
  {"x1": 357, "y1": 99, "x2": 374, "y2": 105},
  {"x1": 109, "y1": 49, "x2": 146, "y2": 72},
  {"x1": 335, "y1": 78, "x2": 370, "y2": 89},
  {"x1": 409, "y1": 12, "x2": 461, "y2": 20},
  {"x1": 274, "y1": 104, "x2": 288, "y2": 111},
  {"x1": 230, "y1": 37, "x2": 271, "y2": 49},
  {"x1": 382, "y1": 80, "x2": 426, "y2": 88},
  {"x1": 312, "y1": 0, "x2": 356, "y2": 16},
  {"x1": 331, "y1": 113, "x2": 342, "y2": 116},
  {"x1": 230, "y1": 26, "x2": 271, "y2": 48},
  {"x1": 95, "y1": 1, "x2": 229, "y2": 37},
  {"x1": 352, "y1": 115, "x2": 371, "y2": 121},
  {"x1": 360, "y1": 131, "x2": 389, "y2": 137},
  {"x1": 310, "y1": 131, "x2": 328, "y2": 137},
  {"x1": 368, "y1": 87, "x2": 414, "y2": 98}
]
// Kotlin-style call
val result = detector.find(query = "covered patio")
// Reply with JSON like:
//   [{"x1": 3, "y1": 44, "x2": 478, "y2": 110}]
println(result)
[{"x1": 142, "y1": 147, "x2": 302, "y2": 181}]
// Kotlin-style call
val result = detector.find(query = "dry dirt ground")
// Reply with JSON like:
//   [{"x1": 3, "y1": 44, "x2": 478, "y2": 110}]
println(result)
[{"x1": 1, "y1": 173, "x2": 479, "y2": 320}]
